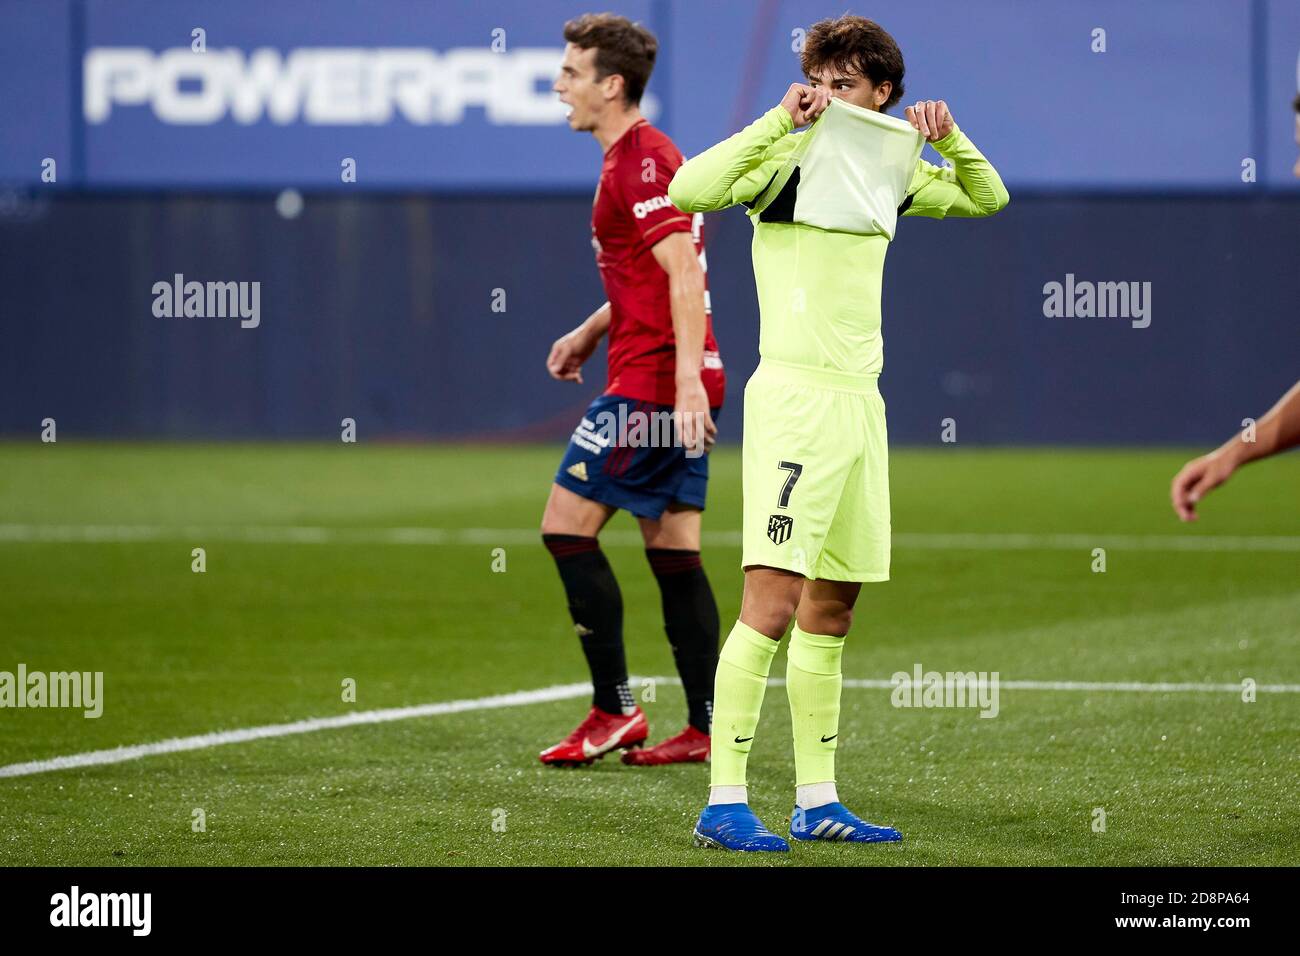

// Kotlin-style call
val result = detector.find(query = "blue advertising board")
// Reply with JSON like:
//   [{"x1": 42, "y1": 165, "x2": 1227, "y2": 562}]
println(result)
[{"x1": 0, "y1": 0, "x2": 1295, "y2": 190}]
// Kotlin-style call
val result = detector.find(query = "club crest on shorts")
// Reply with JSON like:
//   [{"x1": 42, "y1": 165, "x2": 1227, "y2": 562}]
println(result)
[{"x1": 767, "y1": 514, "x2": 793, "y2": 545}]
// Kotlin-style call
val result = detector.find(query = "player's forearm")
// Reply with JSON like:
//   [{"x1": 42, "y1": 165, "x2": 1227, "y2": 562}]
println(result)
[
  {"x1": 575, "y1": 302, "x2": 611, "y2": 344},
  {"x1": 669, "y1": 106, "x2": 793, "y2": 212},
  {"x1": 1217, "y1": 380, "x2": 1300, "y2": 467},
  {"x1": 668, "y1": 272, "x2": 707, "y2": 387},
  {"x1": 929, "y1": 126, "x2": 1010, "y2": 217}
]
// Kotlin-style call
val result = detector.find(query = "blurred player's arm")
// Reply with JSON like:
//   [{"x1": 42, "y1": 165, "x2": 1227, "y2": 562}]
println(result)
[
  {"x1": 1171, "y1": 380, "x2": 1300, "y2": 521},
  {"x1": 902, "y1": 100, "x2": 1009, "y2": 219},
  {"x1": 546, "y1": 301, "x2": 610, "y2": 384},
  {"x1": 651, "y1": 231, "x2": 718, "y2": 452},
  {"x1": 668, "y1": 84, "x2": 827, "y2": 212}
]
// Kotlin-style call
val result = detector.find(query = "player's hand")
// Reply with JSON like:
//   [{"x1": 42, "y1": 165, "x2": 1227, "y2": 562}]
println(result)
[
  {"x1": 674, "y1": 377, "x2": 717, "y2": 456},
  {"x1": 780, "y1": 83, "x2": 831, "y2": 129},
  {"x1": 1170, "y1": 451, "x2": 1237, "y2": 522},
  {"x1": 905, "y1": 100, "x2": 955, "y2": 142},
  {"x1": 546, "y1": 329, "x2": 597, "y2": 383}
]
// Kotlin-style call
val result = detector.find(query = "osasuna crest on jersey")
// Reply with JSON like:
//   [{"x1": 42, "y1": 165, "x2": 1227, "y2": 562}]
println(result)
[{"x1": 767, "y1": 514, "x2": 793, "y2": 545}]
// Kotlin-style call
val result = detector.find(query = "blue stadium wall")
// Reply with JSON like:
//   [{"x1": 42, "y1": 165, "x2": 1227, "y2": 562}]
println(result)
[
  {"x1": 1, "y1": 0, "x2": 1298, "y2": 444},
  {"x1": 1, "y1": 192, "x2": 1297, "y2": 445}
]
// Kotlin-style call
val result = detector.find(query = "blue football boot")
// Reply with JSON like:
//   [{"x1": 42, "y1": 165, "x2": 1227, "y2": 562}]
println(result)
[
  {"x1": 789, "y1": 802, "x2": 903, "y2": 843},
  {"x1": 692, "y1": 803, "x2": 790, "y2": 852}
]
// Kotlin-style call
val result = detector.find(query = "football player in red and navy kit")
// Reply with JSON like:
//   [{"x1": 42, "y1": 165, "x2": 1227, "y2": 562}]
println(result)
[{"x1": 539, "y1": 13, "x2": 726, "y2": 767}]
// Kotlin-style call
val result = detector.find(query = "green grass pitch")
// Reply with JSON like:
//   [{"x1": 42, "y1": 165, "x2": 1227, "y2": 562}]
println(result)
[{"x1": 0, "y1": 443, "x2": 1296, "y2": 866}]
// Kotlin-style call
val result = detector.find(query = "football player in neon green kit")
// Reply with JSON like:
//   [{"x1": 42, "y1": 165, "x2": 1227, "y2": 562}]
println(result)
[{"x1": 668, "y1": 15, "x2": 1009, "y2": 851}]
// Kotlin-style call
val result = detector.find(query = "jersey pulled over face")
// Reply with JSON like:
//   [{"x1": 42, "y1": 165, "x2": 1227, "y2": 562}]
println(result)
[
  {"x1": 667, "y1": 105, "x2": 1009, "y2": 378},
  {"x1": 592, "y1": 119, "x2": 725, "y2": 407}
]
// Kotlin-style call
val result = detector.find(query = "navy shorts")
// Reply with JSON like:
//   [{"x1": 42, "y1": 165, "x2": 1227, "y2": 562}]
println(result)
[{"x1": 554, "y1": 394, "x2": 722, "y2": 520}]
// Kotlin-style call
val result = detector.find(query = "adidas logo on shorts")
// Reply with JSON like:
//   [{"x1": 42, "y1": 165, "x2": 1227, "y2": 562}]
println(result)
[{"x1": 767, "y1": 514, "x2": 793, "y2": 545}]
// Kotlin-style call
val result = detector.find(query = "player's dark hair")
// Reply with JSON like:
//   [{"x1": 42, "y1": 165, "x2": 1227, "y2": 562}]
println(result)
[
  {"x1": 1294, "y1": 92, "x2": 1300, "y2": 113},
  {"x1": 801, "y1": 14, "x2": 905, "y2": 112},
  {"x1": 563, "y1": 12, "x2": 658, "y2": 106}
]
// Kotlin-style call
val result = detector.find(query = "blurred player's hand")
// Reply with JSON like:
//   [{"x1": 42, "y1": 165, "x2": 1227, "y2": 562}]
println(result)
[
  {"x1": 674, "y1": 376, "x2": 717, "y2": 456},
  {"x1": 546, "y1": 329, "x2": 598, "y2": 383},
  {"x1": 905, "y1": 100, "x2": 955, "y2": 141},
  {"x1": 1170, "y1": 451, "x2": 1237, "y2": 521},
  {"x1": 781, "y1": 83, "x2": 831, "y2": 128}
]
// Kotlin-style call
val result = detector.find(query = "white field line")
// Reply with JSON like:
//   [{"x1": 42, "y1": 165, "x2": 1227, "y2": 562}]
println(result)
[
  {"x1": 3, "y1": 524, "x2": 1300, "y2": 552},
  {"x1": 2, "y1": 675, "x2": 1297, "y2": 780},
  {"x1": 0, "y1": 682, "x2": 592, "y2": 780}
]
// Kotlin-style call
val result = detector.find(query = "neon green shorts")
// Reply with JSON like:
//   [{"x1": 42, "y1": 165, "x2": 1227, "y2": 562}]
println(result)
[{"x1": 741, "y1": 360, "x2": 890, "y2": 582}]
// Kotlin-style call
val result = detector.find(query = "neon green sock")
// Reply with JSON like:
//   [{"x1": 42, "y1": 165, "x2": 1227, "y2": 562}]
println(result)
[
  {"x1": 710, "y1": 620, "x2": 780, "y2": 788},
  {"x1": 787, "y1": 625, "x2": 845, "y2": 787}
]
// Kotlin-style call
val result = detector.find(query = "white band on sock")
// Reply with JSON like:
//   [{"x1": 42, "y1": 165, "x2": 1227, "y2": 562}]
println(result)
[
  {"x1": 709, "y1": 785, "x2": 748, "y2": 806},
  {"x1": 796, "y1": 781, "x2": 838, "y2": 810}
]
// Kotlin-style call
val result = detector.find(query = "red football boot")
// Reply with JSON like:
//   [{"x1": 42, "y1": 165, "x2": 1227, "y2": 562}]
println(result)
[
  {"x1": 539, "y1": 706, "x2": 649, "y2": 767},
  {"x1": 621, "y1": 724, "x2": 710, "y2": 766}
]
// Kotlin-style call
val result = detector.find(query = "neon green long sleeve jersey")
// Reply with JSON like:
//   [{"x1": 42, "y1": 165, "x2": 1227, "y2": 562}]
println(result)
[{"x1": 667, "y1": 105, "x2": 1009, "y2": 376}]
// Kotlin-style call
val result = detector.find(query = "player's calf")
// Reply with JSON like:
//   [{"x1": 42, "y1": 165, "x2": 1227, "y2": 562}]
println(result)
[{"x1": 644, "y1": 545, "x2": 718, "y2": 735}]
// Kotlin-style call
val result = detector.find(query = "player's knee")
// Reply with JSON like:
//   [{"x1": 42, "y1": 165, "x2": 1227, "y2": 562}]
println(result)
[
  {"x1": 539, "y1": 497, "x2": 561, "y2": 536},
  {"x1": 740, "y1": 567, "x2": 803, "y2": 638},
  {"x1": 826, "y1": 607, "x2": 854, "y2": 636},
  {"x1": 742, "y1": 595, "x2": 798, "y2": 639},
  {"x1": 799, "y1": 605, "x2": 853, "y2": 637},
  {"x1": 540, "y1": 495, "x2": 583, "y2": 537},
  {"x1": 741, "y1": 613, "x2": 788, "y2": 641}
]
